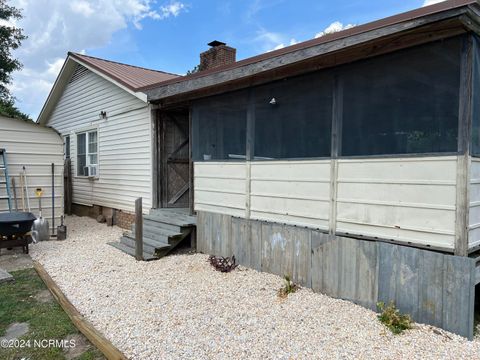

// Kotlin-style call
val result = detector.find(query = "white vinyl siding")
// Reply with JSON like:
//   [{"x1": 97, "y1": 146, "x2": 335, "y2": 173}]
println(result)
[
  {"x1": 469, "y1": 157, "x2": 480, "y2": 248},
  {"x1": 194, "y1": 162, "x2": 246, "y2": 217},
  {"x1": 45, "y1": 65, "x2": 152, "y2": 212},
  {"x1": 194, "y1": 156, "x2": 458, "y2": 250},
  {"x1": 0, "y1": 116, "x2": 64, "y2": 228}
]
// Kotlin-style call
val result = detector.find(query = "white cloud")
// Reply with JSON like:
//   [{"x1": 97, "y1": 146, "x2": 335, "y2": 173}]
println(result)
[
  {"x1": 8, "y1": 0, "x2": 187, "y2": 119},
  {"x1": 160, "y1": 1, "x2": 186, "y2": 18},
  {"x1": 70, "y1": 1, "x2": 94, "y2": 17},
  {"x1": 423, "y1": 0, "x2": 445, "y2": 6},
  {"x1": 270, "y1": 38, "x2": 298, "y2": 52},
  {"x1": 315, "y1": 21, "x2": 355, "y2": 38}
]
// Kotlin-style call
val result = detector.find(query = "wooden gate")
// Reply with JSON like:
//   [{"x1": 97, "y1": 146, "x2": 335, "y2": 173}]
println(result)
[{"x1": 159, "y1": 110, "x2": 190, "y2": 208}]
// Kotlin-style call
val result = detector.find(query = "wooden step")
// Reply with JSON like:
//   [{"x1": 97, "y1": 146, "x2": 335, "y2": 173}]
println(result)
[
  {"x1": 120, "y1": 236, "x2": 156, "y2": 255},
  {"x1": 129, "y1": 227, "x2": 175, "y2": 245},
  {"x1": 108, "y1": 242, "x2": 158, "y2": 261},
  {"x1": 122, "y1": 233, "x2": 170, "y2": 252},
  {"x1": 143, "y1": 217, "x2": 184, "y2": 233},
  {"x1": 145, "y1": 212, "x2": 196, "y2": 228},
  {"x1": 131, "y1": 224, "x2": 182, "y2": 243}
]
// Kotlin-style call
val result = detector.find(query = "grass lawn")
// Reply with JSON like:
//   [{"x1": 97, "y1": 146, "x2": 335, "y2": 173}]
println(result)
[{"x1": 0, "y1": 268, "x2": 104, "y2": 360}]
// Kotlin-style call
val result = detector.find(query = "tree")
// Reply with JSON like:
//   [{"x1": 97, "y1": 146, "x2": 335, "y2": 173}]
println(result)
[{"x1": 0, "y1": 0, "x2": 29, "y2": 120}]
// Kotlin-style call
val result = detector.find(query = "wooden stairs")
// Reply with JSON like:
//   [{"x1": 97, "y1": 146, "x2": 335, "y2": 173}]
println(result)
[{"x1": 108, "y1": 208, "x2": 196, "y2": 261}]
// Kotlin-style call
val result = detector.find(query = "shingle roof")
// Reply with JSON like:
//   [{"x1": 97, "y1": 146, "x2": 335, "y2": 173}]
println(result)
[{"x1": 69, "y1": 52, "x2": 180, "y2": 91}]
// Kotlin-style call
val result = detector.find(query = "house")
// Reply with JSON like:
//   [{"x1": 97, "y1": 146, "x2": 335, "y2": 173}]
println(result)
[
  {"x1": 40, "y1": 0, "x2": 480, "y2": 338},
  {"x1": 37, "y1": 53, "x2": 179, "y2": 227},
  {"x1": 0, "y1": 116, "x2": 64, "y2": 233}
]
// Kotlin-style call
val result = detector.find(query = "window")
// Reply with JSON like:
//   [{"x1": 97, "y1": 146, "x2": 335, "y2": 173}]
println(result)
[
  {"x1": 192, "y1": 90, "x2": 248, "y2": 161},
  {"x1": 64, "y1": 135, "x2": 70, "y2": 159},
  {"x1": 77, "y1": 130, "x2": 98, "y2": 176},
  {"x1": 254, "y1": 72, "x2": 332, "y2": 159},
  {"x1": 341, "y1": 37, "x2": 461, "y2": 156}
]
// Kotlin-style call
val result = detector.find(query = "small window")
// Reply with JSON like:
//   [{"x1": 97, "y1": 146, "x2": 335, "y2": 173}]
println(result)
[
  {"x1": 64, "y1": 135, "x2": 70, "y2": 159},
  {"x1": 77, "y1": 130, "x2": 98, "y2": 176}
]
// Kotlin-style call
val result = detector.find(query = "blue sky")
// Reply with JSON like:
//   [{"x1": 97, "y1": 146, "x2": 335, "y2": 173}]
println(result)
[{"x1": 9, "y1": 0, "x2": 437, "y2": 118}]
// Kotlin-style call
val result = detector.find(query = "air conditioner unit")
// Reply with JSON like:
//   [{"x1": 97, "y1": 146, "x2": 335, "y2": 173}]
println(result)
[{"x1": 83, "y1": 165, "x2": 97, "y2": 177}]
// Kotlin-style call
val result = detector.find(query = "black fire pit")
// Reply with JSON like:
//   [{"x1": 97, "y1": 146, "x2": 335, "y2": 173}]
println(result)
[{"x1": 0, "y1": 212, "x2": 36, "y2": 254}]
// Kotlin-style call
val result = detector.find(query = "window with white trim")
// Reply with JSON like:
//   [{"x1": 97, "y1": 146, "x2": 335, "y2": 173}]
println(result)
[{"x1": 77, "y1": 130, "x2": 98, "y2": 176}]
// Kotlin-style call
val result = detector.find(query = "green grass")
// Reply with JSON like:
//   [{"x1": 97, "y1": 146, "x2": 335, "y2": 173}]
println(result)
[{"x1": 0, "y1": 268, "x2": 104, "y2": 360}]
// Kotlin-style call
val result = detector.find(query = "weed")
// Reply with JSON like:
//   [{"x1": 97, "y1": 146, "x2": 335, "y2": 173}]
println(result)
[
  {"x1": 278, "y1": 275, "x2": 299, "y2": 298},
  {"x1": 377, "y1": 301, "x2": 413, "y2": 335}
]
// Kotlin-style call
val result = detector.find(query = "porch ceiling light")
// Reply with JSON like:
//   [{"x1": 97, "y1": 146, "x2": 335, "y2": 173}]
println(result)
[{"x1": 269, "y1": 98, "x2": 277, "y2": 105}]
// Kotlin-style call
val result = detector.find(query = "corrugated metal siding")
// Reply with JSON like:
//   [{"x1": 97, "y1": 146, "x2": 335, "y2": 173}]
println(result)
[
  {"x1": 469, "y1": 157, "x2": 480, "y2": 248},
  {"x1": 46, "y1": 66, "x2": 152, "y2": 212},
  {"x1": 336, "y1": 157, "x2": 457, "y2": 249},
  {"x1": 250, "y1": 160, "x2": 330, "y2": 230},
  {"x1": 194, "y1": 156, "x2": 458, "y2": 250},
  {"x1": 0, "y1": 117, "x2": 64, "y2": 226},
  {"x1": 194, "y1": 162, "x2": 246, "y2": 217}
]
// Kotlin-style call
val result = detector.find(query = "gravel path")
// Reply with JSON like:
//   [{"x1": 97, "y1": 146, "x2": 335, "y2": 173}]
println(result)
[{"x1": 31, "y1": 216, "x2": 480, "y2": 359}]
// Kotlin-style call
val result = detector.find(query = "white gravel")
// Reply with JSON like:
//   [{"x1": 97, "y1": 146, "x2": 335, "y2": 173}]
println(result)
[{"x1": 31, "y1": 216, "x2": 480, "y2": 359}]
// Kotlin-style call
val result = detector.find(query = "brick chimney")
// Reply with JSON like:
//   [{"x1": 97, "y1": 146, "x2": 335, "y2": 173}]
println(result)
[{"x1": 199, "y1": 40, "x2": 236, "y2": 71}]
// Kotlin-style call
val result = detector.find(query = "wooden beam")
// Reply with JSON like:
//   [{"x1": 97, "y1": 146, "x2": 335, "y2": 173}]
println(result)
[
  {"x1": 188, "y1": 107, "x2": 194, "y2": 215},
  {"x1": 151, "y1": 106, "x2": 159, "y2": 209},
  {"x1": 455, "y1": 35, "x2": 473, "y2": 256},
  {"x1": 34, "y1": 261, "x2": 127, "y2": 360},
  {"x1": 135, "y1": 197, "x2": 143, "y2": 261}
]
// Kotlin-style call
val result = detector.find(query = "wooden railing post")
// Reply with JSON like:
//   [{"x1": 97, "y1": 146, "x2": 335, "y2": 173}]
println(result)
[{"x1": 135, "y1": 197, "x2": 143, "y2": 261}]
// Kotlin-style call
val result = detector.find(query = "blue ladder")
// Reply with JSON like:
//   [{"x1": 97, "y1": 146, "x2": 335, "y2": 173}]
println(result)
[{"x1": 0, "y1": 149, "x2": 12, "y2": 212}]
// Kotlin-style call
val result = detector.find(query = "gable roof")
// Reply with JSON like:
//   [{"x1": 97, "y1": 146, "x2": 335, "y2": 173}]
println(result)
[
  {"x1": 68, "y1": 52, "x2": 179, "y2": 91},
  {"x1": 144, "y1": 0, "x2": 480, "y2": 103},
  {"x1": 37, "y1": 53, "x2": 180, "y2": 125}
]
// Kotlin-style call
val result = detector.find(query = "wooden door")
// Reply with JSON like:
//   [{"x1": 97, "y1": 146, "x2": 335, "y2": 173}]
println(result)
[{"x1": 160, "y1": 111, "x2": 190, "y2": 208}]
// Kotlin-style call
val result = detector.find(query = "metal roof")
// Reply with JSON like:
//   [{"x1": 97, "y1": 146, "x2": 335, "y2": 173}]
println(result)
[{"x1": 69, "y1": 52, "x2": 180, "y2": 91}]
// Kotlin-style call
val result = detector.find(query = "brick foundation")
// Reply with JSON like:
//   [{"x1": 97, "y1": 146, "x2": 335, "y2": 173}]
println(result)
[
  {"x1": 115, "y1": 210, "x2": 135, "y2": 229},
  {"x1": 71, "y1": 203, "x2": 135, "y2": 229}
]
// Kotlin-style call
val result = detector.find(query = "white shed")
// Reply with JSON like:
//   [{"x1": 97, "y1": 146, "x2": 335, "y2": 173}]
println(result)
[{"x1": 0, "y1": 116, "x2": 64, "y2": 229}]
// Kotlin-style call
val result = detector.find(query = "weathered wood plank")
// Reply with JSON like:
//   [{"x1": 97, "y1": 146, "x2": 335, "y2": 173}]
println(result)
[
  {"x1": 135, "y1": 197, "x2": 143, "y2": 261},
  {"x1": 322, "y1": 235, "x2": 340, "y2": 298},
  {"x1": 34, "y1": 261, "x2": 127, "y2": 360},
  {"x1": 355, "y1": 239, "x2": 378, "y2": 310},
  {"x1": 338, "y1": 237, "x2": 357, "y2": 303},
  {"x1": 395, "y1": 246, "x2": 420, "y2": 320},
  {"x1": 442, "y1": 255, "x2": 475, "y2": 338},
  {"x1": 418, "y1": 250, "x2": 444, "y2": 327},
  {"x1": 377, "y1": 242, "x2": 398, "y2": 305},
  {"x1": 291, "y1": 227, "x2": 311, "y2": 287},
  {"x1": 311, "y1": 231, "x2": 330, "y2": 293},
  {"x1": 250, "y1": 220, "x2": 262, "y2": 271}
]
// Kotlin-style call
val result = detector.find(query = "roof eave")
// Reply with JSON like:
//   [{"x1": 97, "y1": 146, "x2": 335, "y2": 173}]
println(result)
[
  {"x1": 145, "y1": 2, "x2": 476, "y2": 104},
  {"x1": 37, "y1": 54, "x2": 149, "y2": 125}
]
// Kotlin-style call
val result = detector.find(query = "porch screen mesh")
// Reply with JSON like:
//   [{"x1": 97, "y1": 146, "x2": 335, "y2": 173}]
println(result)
[
  {"x1": 253, "y1": 72, "x2": 333, "y2": 159},
  {"x1": 341, "y1": 36, "x2": 461, "y2": 156},
  {"x1": 192, "y1": 90, "x2": 248, "y2": 161}
]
